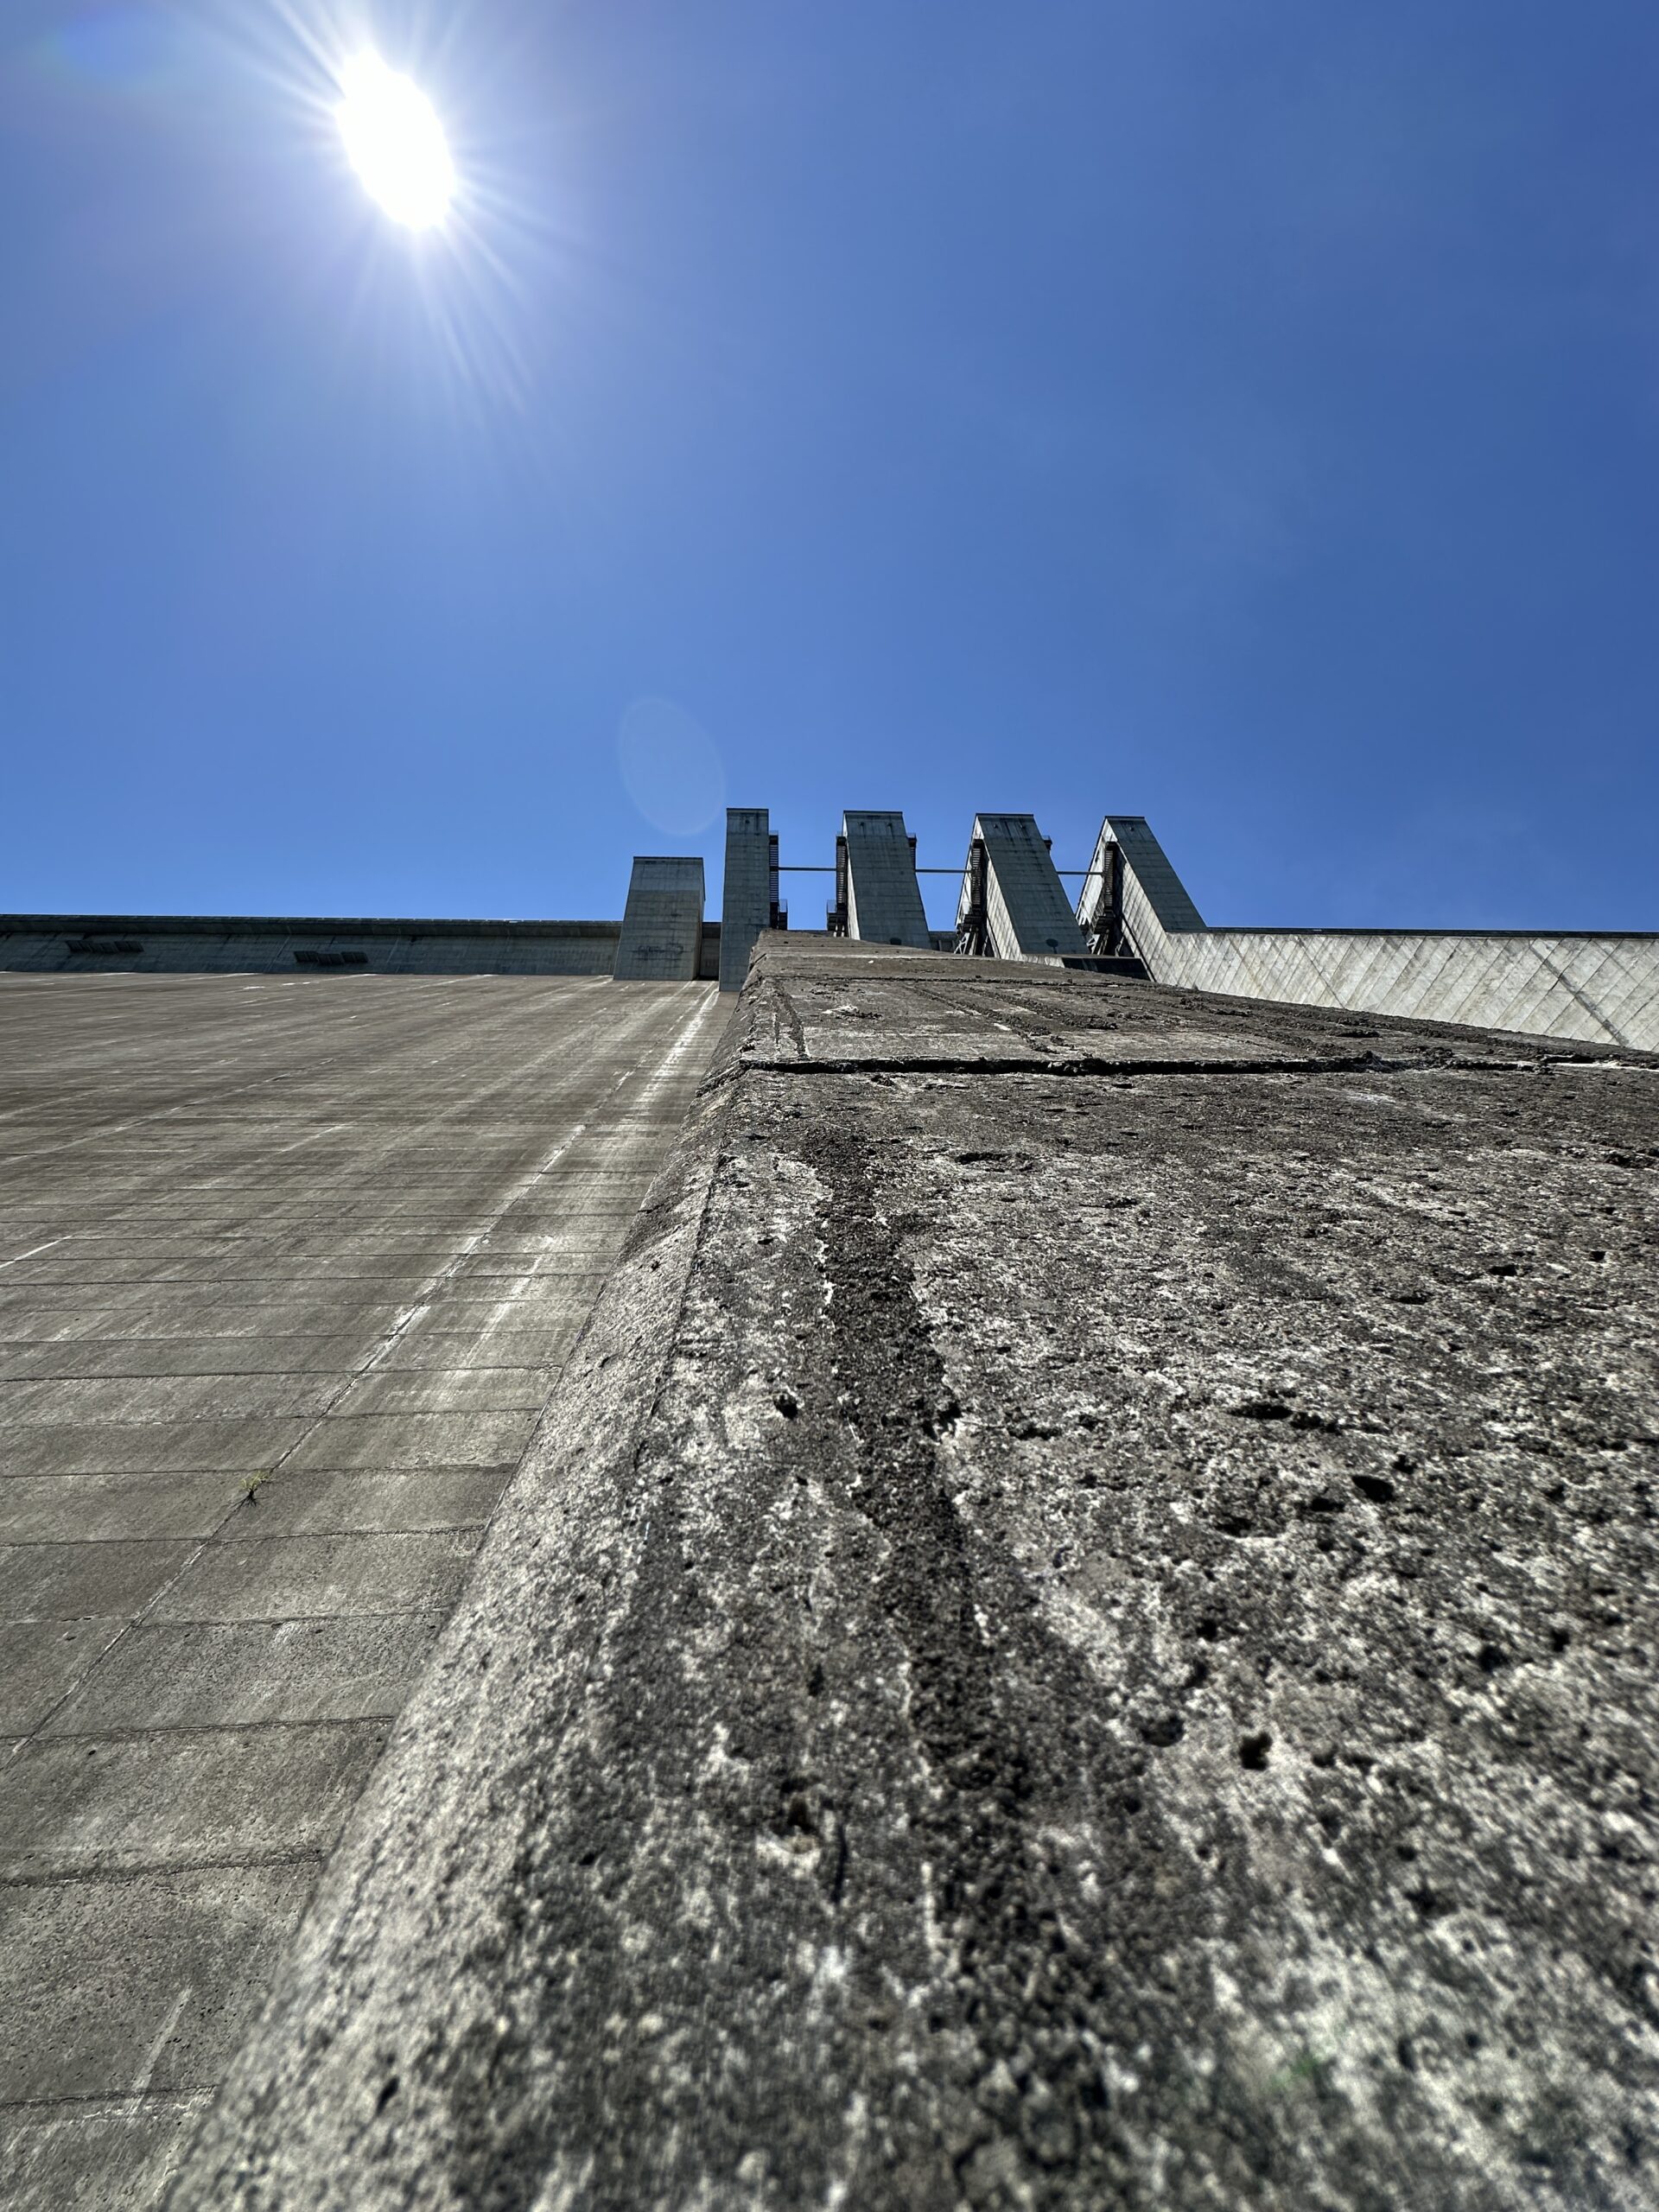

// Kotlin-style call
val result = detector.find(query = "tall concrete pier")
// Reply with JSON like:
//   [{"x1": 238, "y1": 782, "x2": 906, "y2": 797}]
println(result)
[
  {"x1": 957, "y1": 812, "x2": 1087, "y2": 961},
  {"x1": 612, "y1": 855, "x2": 707, "y2": 981},
  {"x1": 719, "y1": 808, "x2": 775, "y2": 992},
  {"x1": 841, "y1": 810, "x2": 932, "y2": 948}
]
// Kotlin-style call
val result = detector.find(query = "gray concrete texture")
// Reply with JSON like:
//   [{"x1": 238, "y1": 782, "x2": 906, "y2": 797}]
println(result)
[
  {"x1": 844, "y1": 810, "x2": 932, "y2": 948},
  {"x1": 169, "y1": 938, "x2": 1658, "y2": 2212},
  {"x1": 721, "y1": 808, "x2": 773, "y2": 994},
  {"x1": 964, "y1": 813, "x2": 1087, "y2": 960},
  {"x1": 613, "y1": 857, "x2": 708, "y2": 982},
  {"x1": 1083, "y1": 817, "x2": 1659, "y2": 1052},
  {"x1": 1, "y1": 913, "x2": 726, "y2": 984},
  {"x1": 0, "y1": 916, "x2": 626, "y2": 977},
  {"x1": 0, "y1": 969, "x2": 728, "y2": 2211}
]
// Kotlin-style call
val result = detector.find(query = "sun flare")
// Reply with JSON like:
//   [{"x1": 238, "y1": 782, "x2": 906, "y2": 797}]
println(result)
[{"x1": 336, "y1": 51, "x2": 454, "y2": 230}]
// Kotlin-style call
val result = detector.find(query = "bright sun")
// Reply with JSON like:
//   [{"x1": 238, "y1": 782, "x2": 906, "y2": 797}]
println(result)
[{"x1": 336, "y1": 51, "x2": 454, "y2": 230}]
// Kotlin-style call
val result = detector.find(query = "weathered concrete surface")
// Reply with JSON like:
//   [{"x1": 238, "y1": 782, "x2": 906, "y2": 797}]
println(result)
[
  {"x1": 0, "y1": 970, "x2": 728, "y2": 2210},
  {"x1": 168, "y1": 940, "x2": 1657, "y2": 2210},
  {"x1": 1080, "y1": 816, "x2": 1659, "y2": 1051}
]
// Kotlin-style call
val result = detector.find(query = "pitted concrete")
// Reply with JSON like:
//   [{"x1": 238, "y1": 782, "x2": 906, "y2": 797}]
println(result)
[
  {"x1": 167, "y1": 940, "x2": 1658, "y2": 2212},
  {"x1": 0, "y1": 970, "x2": 728, "y2": 2210}
]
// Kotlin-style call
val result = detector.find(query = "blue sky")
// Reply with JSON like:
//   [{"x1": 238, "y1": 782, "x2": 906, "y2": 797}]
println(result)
[{"x1": 3, "y1": 1, "x2": 1656, "y2": 930}]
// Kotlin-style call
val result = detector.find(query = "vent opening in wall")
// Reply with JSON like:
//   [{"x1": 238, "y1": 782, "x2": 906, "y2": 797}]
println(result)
[{"x1": 294, "y1": 950, "x2": 369, "y2": 968}]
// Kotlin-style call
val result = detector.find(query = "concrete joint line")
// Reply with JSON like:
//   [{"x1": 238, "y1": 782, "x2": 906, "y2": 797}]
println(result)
[
  {"x1": 1535, "y1": 946, "x2": 1637, "y2": 1052},
  {"x1": 0, "y1": 1238, "x2": 68, "y2": 1271},
  {"x1": 719, "y1": 1052, "x2": 1643, "y2": 1083}
]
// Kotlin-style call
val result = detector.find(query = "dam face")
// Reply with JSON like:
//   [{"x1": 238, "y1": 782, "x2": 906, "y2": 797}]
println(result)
[
  {"x1": 2, "y1": 805, "x2": 1656, "y2": 2209},
  {"x1": 0, "y1": 969, "x2": 727, "y2": 2208}
]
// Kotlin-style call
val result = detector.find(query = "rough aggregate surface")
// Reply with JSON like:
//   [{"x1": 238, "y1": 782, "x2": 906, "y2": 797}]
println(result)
[{"x1": 168, "y1": 948, "x2": 1659, "y2": 2211}]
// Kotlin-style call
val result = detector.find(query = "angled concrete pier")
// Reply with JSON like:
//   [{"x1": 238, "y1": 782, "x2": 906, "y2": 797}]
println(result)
[
  {"x1": 959, "y1": 812, "x2": 1087, "y2": 960},
  {"x1": 612, "y1": 857, "x2": 706, "y2": 982},
  {"x1": 842, "y1": 810, "x2": 931, "y2": 947}
]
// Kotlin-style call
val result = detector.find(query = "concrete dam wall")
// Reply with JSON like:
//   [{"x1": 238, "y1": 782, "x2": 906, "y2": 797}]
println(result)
[
  {"x1": 102, "y1": 938, "x2": 1659, "y2": 2212},
  {"x1": 0, "y1": 915, "x2": 724, "y2": 982},
  {"x1": 8, "y1": 805, "x2": 1654, "y2": 1058},
  {"x1": 1079, "y1": 817, "x2": 1659, "y2": 1053},
  {"x1": 0, "y1": 969, "x2": 730, "y2": 2209}
]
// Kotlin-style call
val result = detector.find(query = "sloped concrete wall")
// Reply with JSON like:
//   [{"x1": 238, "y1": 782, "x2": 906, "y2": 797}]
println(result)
[
  {"x1": 0, "y1": 972, "x2": 729, "y2": 2212},
  {"x1": 1078, "y1": 818, "x2": 1659, "y2": 1052},
  {"x1": 843, "y1": 811, "x2": 931, "y2": 948},
  {"x1": 1161, "y1": 925, "x2": 1659, "y2": 1051},
  {"x1": 168, "y1": 942, "x2": 1659, "y2": 2212}
]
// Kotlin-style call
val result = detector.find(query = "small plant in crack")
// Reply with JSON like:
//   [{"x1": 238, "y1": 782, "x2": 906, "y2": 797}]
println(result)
[
  {"x1": 1268, "y1": 2046, "x2": 1335, "y2": 2096},
  {"x1": 242, "y1": 1471, "x2": 270, "y2": 1503}
]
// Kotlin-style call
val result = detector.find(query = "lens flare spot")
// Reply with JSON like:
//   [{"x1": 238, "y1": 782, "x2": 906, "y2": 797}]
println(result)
[{"x1": 336, "y1": 51, "x2": 454, "y2": 230}]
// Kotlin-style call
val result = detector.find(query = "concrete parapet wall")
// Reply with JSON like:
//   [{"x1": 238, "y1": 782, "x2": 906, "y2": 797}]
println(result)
[
  {"x1": 1079, "y1": 818, "x2": 1659, "y2": 1052},
  {"x1": 0, "y1": 917, "x2": 624, "y2": 978}
]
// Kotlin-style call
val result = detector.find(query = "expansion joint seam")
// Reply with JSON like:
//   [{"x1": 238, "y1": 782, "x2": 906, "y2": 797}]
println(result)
[{"x1": 709, "y1": 1052, "x2": 1650, "y2": 1084}]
